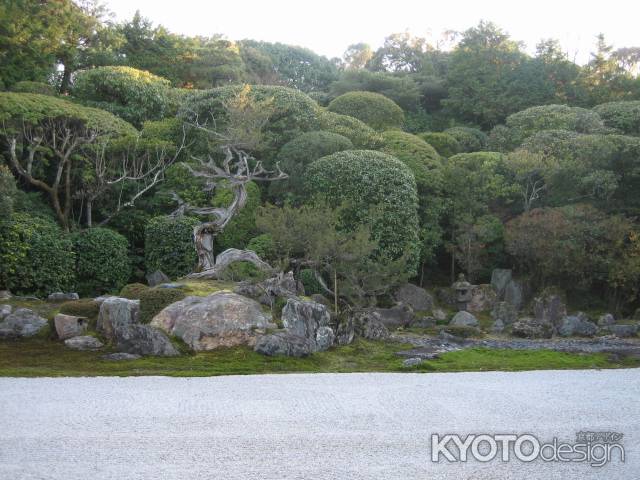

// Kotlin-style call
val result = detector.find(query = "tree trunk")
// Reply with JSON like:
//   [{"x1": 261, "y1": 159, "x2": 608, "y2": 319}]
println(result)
[
  {"x1": 193, "y1": 223, "x2": 217, "y2": 271},
  {"x1": 86, "y1": 200, "x2": 93, "y2": 228},
  {"x1": 334, "y1": 269, "x2": 339, "y2": 315}
]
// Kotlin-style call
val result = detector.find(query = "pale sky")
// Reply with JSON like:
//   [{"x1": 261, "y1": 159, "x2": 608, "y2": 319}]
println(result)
[{"x1": 103, "y1": 0, "x2": 640, "y2": 64}]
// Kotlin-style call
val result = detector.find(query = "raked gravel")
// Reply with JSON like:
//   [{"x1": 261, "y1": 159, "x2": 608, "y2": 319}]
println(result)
[{"x1": 0, "y1": 369, "x2": 638, "y2": 479}]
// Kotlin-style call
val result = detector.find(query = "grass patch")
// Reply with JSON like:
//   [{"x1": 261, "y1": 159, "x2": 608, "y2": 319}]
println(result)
[
  {"x1": 0, "y1": 339, "x2": 636, "y2": 377},
  {"x1": 179, "y1": 279, "x2": 235, "y2": 297},
  {"x1": 413, "y1": 348, "x2": 639, "y2": 372}
]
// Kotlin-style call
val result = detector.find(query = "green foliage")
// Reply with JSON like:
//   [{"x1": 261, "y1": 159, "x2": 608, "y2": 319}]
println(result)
[
  {"x1": 58, "y1": 299, "x2": 100, "y2": 319},
  {"x1": 327, "y1": 91, "x2": 404, "y2": 131},
  {"x1": 72, "y1": 66, "x2": 173, "y2": 128},
  {"x1": 444, "y1": 127, "x2": 488, "y2": 152},
  {"x1": 299, "y1": 269, "x2": 323, "y2": 295},
  {"x1": 139, "y1": 287, "x2": 186, "y2": 323},
  {"x1": 328, "y1": 70, "x2": 421, "y2": 111},
  {"x1": 269, "y1": 131, "x2": 353, "y2": 203},
  {"x1": 495, "y1": 104, "x2": 606, "y2": 151},
  {"x1": 317, "y1": 110, "x2": 382, "y2": 148},
  {"x1": 218, "y1": 261, "x2": 267, "y2": 283},
  {"x1": 72, "y1": 228, "x2": 131, "y2": 297},
  {"x1": 593, "y1": 101, "x2": 640, "y2": 136},
  {"x1": 0, "y1": 165, "x2": 18, "y2": 219},
  {"x1": 417, "y1": 132, "x2": 461, "y2": 157},
  {"x1": 181, "y1": 84, "x2": 320, "y2": 164},
  {"x1": 10, "y1": 81, "x2": 56, "y2": 96},
  {"x1": 119, "y1": 283, "x2": 150, "y2": 300},
  {"x1": 246, "y1": 234, "x2": 276, "y2": 262},
  {"x1": 213, "y1": 181, "x2": 261, "y2": 253},
  {"x1": 305, "y1": 150, "x2": 420, "y2": 272},
  {"x1": 0, "y1": 213, "x2": 75, "y2": 297},
  {"x1": 144, "y1": 216, "x2": 199, "y2": 279}
]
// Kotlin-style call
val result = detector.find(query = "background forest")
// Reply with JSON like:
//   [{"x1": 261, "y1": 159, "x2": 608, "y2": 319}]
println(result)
[{"x1": 2, "y1": 0, "x2": 640, "y2": 316}]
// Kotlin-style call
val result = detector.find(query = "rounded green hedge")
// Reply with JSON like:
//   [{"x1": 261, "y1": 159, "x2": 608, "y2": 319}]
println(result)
[
  {"x1": 269, "y1": 131, "x2": 353, "y2": 202},
  {"x1": 0, "y1": 213, "x2": 75, "y2": 297},
  {"x1": 144, "y1": 216, "x2": 200, "y2": 279},
  {"x1": 119, "y1": 283, "x2": 150, "y2": 300},
  {"x1": 417, "y1": 132, "x2": 461, "y2": 157},
  {"x1": 180, "y1": 84, "x2": 321, "y2": 164},
  {"x1": 327, "y1": 91, "x2": 404, "y2": 131},
  {"x1": 10, "y1": 81, "x2": 56, "y2": 96},
  {"x1": 444, "y1": 127, "x2": 488, "y2": 153},
  {"x1": 139, "y1": 287, "x2": 186, "y2": 323},
  {"x1": 305, "y1": 150, "x2": 420, "y2": 272},
  {"x1": 317, "y1": 110, "x2": 382, "y2": 148},
  {"x1": 59, "y1": 299, "x2": 100, "y2": 319},
  {"x1": 73, "y1": 228, "x2": 131, "y2": 297},
  {"x1": 593, "y1": 100, "x2": 640, "y2": 136},
  {"x1": 378, "y1": 130, "x2": 442, "y2": 191},
  {"x1": 246, "y1": 234, "x2": 277, "y2": 262},
  {"x1": 299, "y1": 269, "x2": 323, "y2": 295}
]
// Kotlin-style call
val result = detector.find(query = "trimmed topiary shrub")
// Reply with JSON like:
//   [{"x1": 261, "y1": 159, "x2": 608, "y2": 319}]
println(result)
[
  {"x1": 246, "y1": 234, "x2": 276, "y2": 263},
  {"x1": 299, "y1": 269, "x2": 323, "y2": 295},
  {"x1": 144, "y1": 216, "x2": 200, "y2": 279},
  {"x1": 269, "y1": 131, "x2": 353, "y2": 202},
  {"x1": 73, "y1": 228, "x2": 131, "y2": 297},
  {"x1": 139, "y1": 287, "x2": 186, "y2": 323},
  {"x1": 444, "y1": 127, "x2": 488, "y2": 153},
  {"x1": 119, "y1": 283, "x2": 150, "y2": 300},
  {"x1": 59, "y1": 299, "x2": 100, "y2": 319},
  {"x1": 305, "y1": 150, "x2": 420, "y2": 272},
  {"x1": 417, "y1": 132, "x2": 461, "y2": 157},
  {"x1": 180, "y1": 84, "x2": 321, "y2": 164},
  {"x1": 327, "y1": 91, "x2": 404, "y2": 131},
  {"x1": 0, "y1": 213, "x2": 75, "y2": 297},
  {"x1": 378, "y1": 130, "x2": 442, "y2": 191},
  {"x1": 318, "y1": 110, "x2": 382, "y2": 148},
  {"x1": 219, "y1": 261, "x2": 268, "y2": 282},
  {"x1": 10, "y1": 81, "x2": 56, "y2": 96},
  {"x1": 72, "y1": 66, "x2": 173, "y2": 128},
  {"x1": 593, "y1": 100, "x2": 640, "y2": 136}
]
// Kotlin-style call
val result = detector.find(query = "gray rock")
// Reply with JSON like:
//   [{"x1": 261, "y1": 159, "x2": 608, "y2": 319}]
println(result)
[
  {"x1": 233, "y1": 271, "x2": 301, "y2": 306},
  {"x1": 114, "y1": 324, "x2": 179, "y2": 357},
  {"x1": 435, "y1": 287, "x2": 456, "y2": 306},
  {"x1": 504, "y1": 279, "x2": 524, "y2": 311},
  {"x1": 533, "y1": 292, "x2": 567, "y2": 328},
  {"x1": 157, "y1": 283, "x2": 185, "y2": 289},
  {"x1": 0, "y1": 304, "x2": 12, "y2": 320},
  {"x1": 437, "y1": 330, "x2": 467, "y2": 344},
  {"x1": 353, "y1": 311, "x2": 389, "y2": 340},
  {"x1": 491, "y1": 301, "x2": 517, "y2": 326},
  {"x1": 558, "y1": 315, "x2": 597, "y2": 337},
  {"x1": 449, "y1": 311, "x2": 478, "y2": 327},
  {"x1": 412, "y1": 316, "x2": 436, "y2": 328},
  {"x1": 93, "y1": 295, "x2": 114, "y2": 305},
  {"x1": 97, "y1": 297, "x2": 140, "y2": 341},
  {"x1": 491, "y1": 269, "x2": 513, "y2": 298},
  {"x1": 467, "y1": 285, "x2": 497, "y2": 312},
  {"x1": 146, "y1": 270, "x2": 170, "y2": 287},
  {"x1": 432, "y1": 308, "x2": 447, "y2": 322},
  {"x1": 512, "y1": 317, "x2": 553, "y2": 339},
  {"x1": 370, "y1": 305, "x2": 414, "y2": 329},
  {"x1": 598, "y1": 313, "x2": 615, "y2": 327},
  {"x1": 608, "y1": 324, "x2": 638, "y2": 338},
  {"x1": 64, "y1": 336, "x2": 104, "y2": 350},
  {"x1": 47, "y1": 292, "x2": 79, "y2": 301},
  {"x1": 151, "y1": 291, "x2": 274, "y2": 351},
  {"x1": 282, "y1": 298, "x2": 334, "y2": 352},
  {"x1": 216, "y1": 248, "x2": 273, "y2": 272},
  {"x1": 310, "y1": 294, "x2": 333, "y2": 309},
  {"x1": 0, "y1": 308, "x2": 47, "y2": 338},
  {"x1": 402, "y1": 357, "x2": 423, "y2": 367},
  {"x1": 334, "y1": 317, "x2": 354, "y2": 346},
  {"x1": 101, "y1": 352, "x2": 141, "y2": 361},
  {"x1": 634, "y1": 308, "x2": 640, "y2": 321},
  {"x1": 254, "y1": 332, "x2": 311, "y2": 357},
  {"x1": 0, "y1": 290, "x2": 12, "y2": 301},
  {"x1": 491, "y1": 319, "x2": 506, "y2": 333},
  {"x1": 54, "y1": 314, "x2": 88, "y2": 340},
  {"x1": 394, "y1": 284, "x2": 433, "y2": 311}
]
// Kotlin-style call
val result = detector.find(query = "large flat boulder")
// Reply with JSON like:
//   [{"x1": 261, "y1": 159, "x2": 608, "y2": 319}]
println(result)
[
  {"x1": 491, "y1": 269, "x2": 512, "y2": 298},
  {"x1": 54, "y1": 314, "x2": 88, "y2": 340},
  {"x1": 254, "y1": 332, "x2": 311, "y2": 357},
  {"x1": 352, "y1": 311, "x2": 389, "y2": 340},
  {"x1": 0, "y1": 308, "x2": 47, "y2": 338},
  {"x1": 467, "y1": 284, "x2": 497, "y2": 312},
  {"x1": 65, "y1": 336, "x2": 104, "y2": 351},
  {"x1": 114, "y1": 324, "x2": 179, "y2": 356},
  {"x1": 394, "y1": 283, "x2": 433, "y2": 311},
  {"x1": 558, "y1": 314, "x2": 597, "y2": 337},
  {"x1": 151, "y1": 291, "x2": 274, "y2": 350}
]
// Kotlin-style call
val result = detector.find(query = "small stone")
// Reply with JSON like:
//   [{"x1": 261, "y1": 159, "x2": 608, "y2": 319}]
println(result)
[
  {"x1": 412, "y1": 316, "x2": 436, "y2": 328},
  {"x1": 608, "y1": 324, "x2": 638, "y2": 338},
  {"x1": 47, "y1": 292, "x2": 79, "y2": 301},
  {"x1": 491, "y1": 319, "x2": 505, "y2": 333},
  {"x1": 146, "y1": 270, "x2": 170, "y2": 287},
  {"x1": 101, "y1": 352, "x2": 141, "y2": 361},
  {"x1": 402, "y1": 357, "x2": 423, "y2": 367},
  {"x1": 54, "y1": 313, "x2": 88, "y2": 340},
  {"x1": 598, "y1": 314, "x2": 615, "y2": 327},
  {"x1": 449, "y1": 311, "x2": 478, "y2": 327},
  {"x1": 432, "y1": 308, "x2": 447, "y2": 322},
  {"x1": 65, "y1": 336, "x2": 104, "y2": 350},
  {"x1": 0, "y1": 304, "x2": 12, "y2": 320}
]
